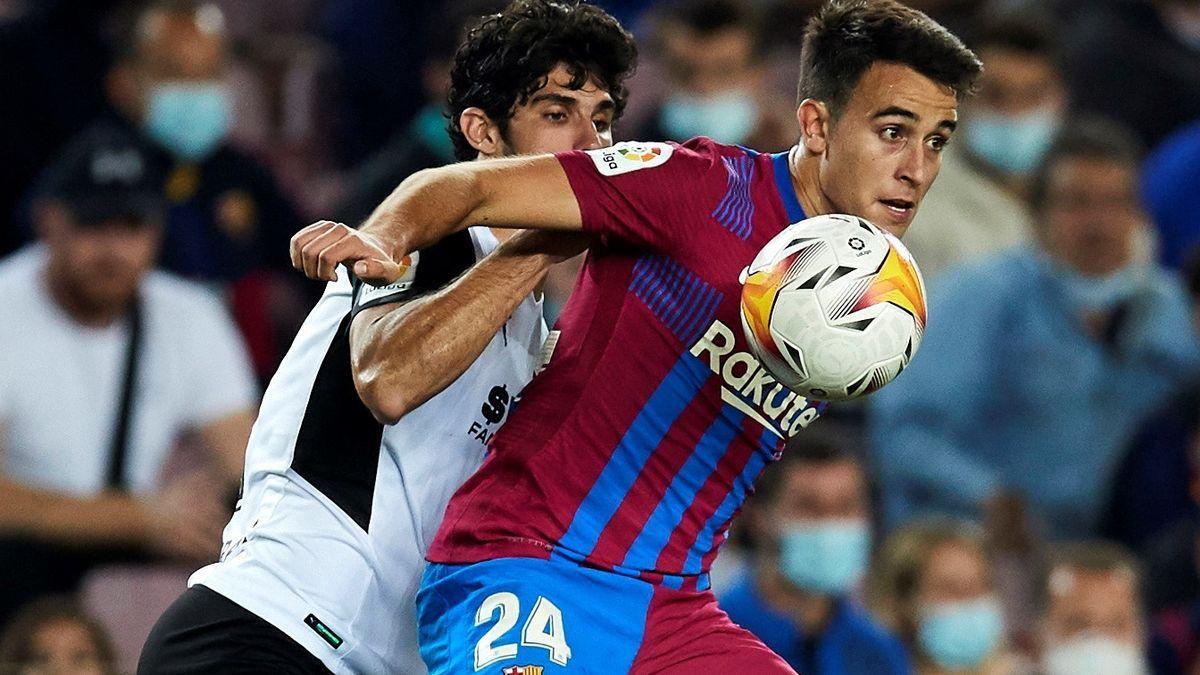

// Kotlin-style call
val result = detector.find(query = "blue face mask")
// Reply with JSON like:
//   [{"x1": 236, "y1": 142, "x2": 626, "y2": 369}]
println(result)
[
  {"x1": 778, "y1": 520, "x2": 870, "y2": 594},
  {"x1": 660, "y1": 91, "x2": 758, "y2": 144},
  {"x1": 1054, "y1": 263, "x2": 1147, "y2": 312},
  {"x1": 964, "y1": 108, "x2": 1059, "y2": 176},
  {"x1": 145, "y1": 82, "x2": 232, "y2": 161},
  {"x1": 918, "y1": 596, "x2": 1005, "y2": 669}
]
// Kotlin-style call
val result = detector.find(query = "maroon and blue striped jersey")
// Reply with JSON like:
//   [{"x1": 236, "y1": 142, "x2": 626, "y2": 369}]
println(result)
[{"x1": 427, "y1": 138, "x2": 827, "y2": 589}]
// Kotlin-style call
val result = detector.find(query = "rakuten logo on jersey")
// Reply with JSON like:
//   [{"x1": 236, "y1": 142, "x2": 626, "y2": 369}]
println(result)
[{"x1": 689, "y1": 320, "x2": 821, "y2": 438}]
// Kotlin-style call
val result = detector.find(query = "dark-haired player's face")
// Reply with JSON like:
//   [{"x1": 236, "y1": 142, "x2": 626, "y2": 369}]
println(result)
[
  {"x1": 501, "y1": 63, "x2": 616, "y2": 156},
  {"x1": 819, "y1": 62, "x2": 958, "y2": 237}
]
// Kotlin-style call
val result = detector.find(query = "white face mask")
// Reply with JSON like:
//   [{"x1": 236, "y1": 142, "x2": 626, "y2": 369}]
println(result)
[{"x1": 1043, "y1": 635, "x2": 1149, "y2": 675}]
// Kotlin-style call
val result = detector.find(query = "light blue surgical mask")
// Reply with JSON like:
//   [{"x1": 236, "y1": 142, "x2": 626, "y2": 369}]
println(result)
[
  {"x1": 965, "y1": 108, "x2": 1059, "y2": 176},
  {"x1": 918, "y1": 596, "x2": 1005, "y2": 669},
  {"x1": 660, "y1": 91, "x2": 758, "y2": 144},
  {"x1": 778, "y1": 519, "x2": 870, "y2": 594},
  {"x1": 145, "y1": 81, "x2": 232, "y2": 161},
  {"x1": 1054, "y1": 262, "x2": 1147, "y2": 312}
]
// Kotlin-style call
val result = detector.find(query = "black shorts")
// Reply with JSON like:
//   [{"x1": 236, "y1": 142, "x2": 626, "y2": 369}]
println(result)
[{"x1": 138, "y1": 585, "x2": 331, "y2": 675}]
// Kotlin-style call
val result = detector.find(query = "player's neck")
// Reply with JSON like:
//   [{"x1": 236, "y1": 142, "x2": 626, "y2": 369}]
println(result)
[{"x1": 785, "y1": 145, "x2": 836, "y2": 219}]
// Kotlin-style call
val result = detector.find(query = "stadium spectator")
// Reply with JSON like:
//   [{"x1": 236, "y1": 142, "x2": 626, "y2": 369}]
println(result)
[
  {"x1": 635, "y1": 0, "x2": 793, "y2": 151},
  {"x1": 95, "y1": 0, "x2": 308, "y2": 376},
  {"x1": 101, "y1": 0, "x2": 300, "y2": 283},
  {"x1": 869, "y1": 118, "x2": 1200, "y2": 540},
  {"x1": 0, "y1": 596, "x2": 117, "y2": 675},
  {"x1": 901, "y1": 14, "x2": 1057, "y2": 284},
  {"x1": 335, "y1": 0, "x2": 504, "y2": 226},
  {"x1": 868, "y1": 518, "x2": 1013, "y2": 675},
  {"x1": 1142, "y1": 119, "x2": 1200, "y2": 270},
  {"x1": 720, "y1": 429, "x2": 910, "y2": 674},
  {"x1": 0, "y1": 126, "x2": 257, "y2": 624},
  {"x1": 1060, "y1": 0, "x2": 1200, "y2": 148},
  {"x1": 1038, "y1": 542, "x2": 1159, "y2": 674}
]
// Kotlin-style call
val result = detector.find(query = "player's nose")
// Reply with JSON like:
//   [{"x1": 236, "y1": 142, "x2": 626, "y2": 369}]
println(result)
[
  {"x1": 896, "y1": 144, "x2": 930, "y2": 189},
  {"x1": 575, "y1": 120, "x2": 605, "y2": 151}
]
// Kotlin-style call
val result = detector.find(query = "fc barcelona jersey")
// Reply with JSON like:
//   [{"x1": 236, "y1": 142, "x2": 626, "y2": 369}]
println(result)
[{"x1": 427, "y1": 138, "x2": 827, "y2": 589}]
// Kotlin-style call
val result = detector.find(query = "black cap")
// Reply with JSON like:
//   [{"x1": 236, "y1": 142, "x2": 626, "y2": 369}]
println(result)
[{"x1": 36, "y1": 125, "x2": 166, "y2": 226}]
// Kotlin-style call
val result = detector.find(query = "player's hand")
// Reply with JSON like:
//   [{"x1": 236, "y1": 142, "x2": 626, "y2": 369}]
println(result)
[
  {"x1": 141, "y1": 471, "x2": 228, "y2": 561},
  {"x1": 290, "y1": 220, "x2": 406, "y2": 285}
]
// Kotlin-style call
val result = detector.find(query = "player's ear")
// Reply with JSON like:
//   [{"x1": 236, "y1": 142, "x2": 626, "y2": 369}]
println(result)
[
  {"x1": 797, "y1": 99, "x2": 830, "y2": 156},
  {"x1": 459, "y1": 107, "x2": 504, "y2": 158}
]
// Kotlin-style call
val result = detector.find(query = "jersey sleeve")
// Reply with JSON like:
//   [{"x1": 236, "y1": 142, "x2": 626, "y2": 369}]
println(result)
[{"x1": 555, "y1": 138, "x2": 734, "y2": 253}]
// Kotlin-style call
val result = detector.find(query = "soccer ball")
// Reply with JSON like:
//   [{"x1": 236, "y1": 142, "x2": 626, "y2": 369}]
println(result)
[{"x1": 740, "y1": 214, "x2": 927, "y2": 402}]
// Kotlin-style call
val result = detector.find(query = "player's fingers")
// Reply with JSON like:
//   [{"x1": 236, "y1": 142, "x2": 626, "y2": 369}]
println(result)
[
  {"x1": 300, "y1": 225, "x2": 352, "y2": 280},
  {"x1": 290, "y1": 221, "x2": 339, "y2": 270},
  {"x1": 315, "y1": 234, "x2": 378, "y2": 282},
  {"x1": 353, "y1": 258, "x2": 404, "y2": 286}
]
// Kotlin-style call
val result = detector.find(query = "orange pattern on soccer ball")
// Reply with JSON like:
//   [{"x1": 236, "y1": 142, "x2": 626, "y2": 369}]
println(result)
[
  {"x1": 740, "y1": 253, "x2": 796, "y2": 359},
  {"x1": 853, "y1": 245, "x2": 926, "y2": 328}
]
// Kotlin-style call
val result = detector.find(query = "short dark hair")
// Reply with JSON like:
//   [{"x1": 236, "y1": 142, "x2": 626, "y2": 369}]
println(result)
[
  {"x1": 1029, "y1": 116, "x2": 1145, "y2": 213},
  {"x1": 754, "y1": 423, "x2": 865, "y2": 506},
  {"x1": 797, "y1": 0, "x2": 982, "y2": 113},
  {"x1": 447, "y1": 0, "x2": 638, "y2": 161}
]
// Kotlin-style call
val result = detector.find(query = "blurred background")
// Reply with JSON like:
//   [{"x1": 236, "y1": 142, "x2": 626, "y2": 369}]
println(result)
[{"x1": 2, "y1": 0, "x2": 1200, "y2": 673}]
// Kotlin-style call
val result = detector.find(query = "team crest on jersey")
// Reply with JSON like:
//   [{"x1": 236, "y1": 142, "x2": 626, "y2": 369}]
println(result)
[
  {"x1": 587, "y1": 141, "x2": 673, "y2": 176},
  {"x1": 501, "y1": 666, "x2": 543, "y2": 675}
]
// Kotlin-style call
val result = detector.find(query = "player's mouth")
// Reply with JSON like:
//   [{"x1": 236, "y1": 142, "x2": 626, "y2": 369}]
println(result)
[{"x1": 878, "y1": 199, "x2": 915, "y2": 223}]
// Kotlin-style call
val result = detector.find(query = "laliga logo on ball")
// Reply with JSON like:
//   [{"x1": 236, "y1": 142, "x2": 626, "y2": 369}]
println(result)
[{"x1": 739, "y1": 214, "x2": 927, "y2": 401}]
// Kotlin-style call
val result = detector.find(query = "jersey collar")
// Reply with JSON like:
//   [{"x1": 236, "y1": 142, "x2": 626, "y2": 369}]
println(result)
[{"x1": 771, "y1": 150, "x2": 807, "y2": 223}]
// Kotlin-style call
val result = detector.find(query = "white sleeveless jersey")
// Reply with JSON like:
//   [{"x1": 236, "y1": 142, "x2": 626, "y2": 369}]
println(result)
[{"x1": 190, "y1": 227, "x2": 546, "y2": 674}]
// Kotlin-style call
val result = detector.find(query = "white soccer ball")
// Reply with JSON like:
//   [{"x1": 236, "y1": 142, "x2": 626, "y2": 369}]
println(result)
[{"x1": 740, "y1": 213, "x2": 927, "y2": 401}]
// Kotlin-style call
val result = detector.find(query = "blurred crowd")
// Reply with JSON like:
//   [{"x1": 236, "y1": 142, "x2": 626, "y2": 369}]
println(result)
[{"x1": 2, "y1": 0, "x2": 1200, "y2": 672}]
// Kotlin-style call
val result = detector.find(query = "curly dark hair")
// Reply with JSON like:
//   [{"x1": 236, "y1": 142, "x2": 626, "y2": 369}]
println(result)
[
  {"x1": 447, "y1": 0, "x2": 638, "y2": 161},
  {"x1": 798, "y1": 0, "x2": 982, "y2": 115}
]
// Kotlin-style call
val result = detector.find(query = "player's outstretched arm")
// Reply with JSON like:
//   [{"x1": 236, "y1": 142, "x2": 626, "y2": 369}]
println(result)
[
  {"x1": 291, "y1": 155, "x2": 582, "y2": 285},
  {"x1": 350, "y1": 229, "x2": 587, "y2": 425}
]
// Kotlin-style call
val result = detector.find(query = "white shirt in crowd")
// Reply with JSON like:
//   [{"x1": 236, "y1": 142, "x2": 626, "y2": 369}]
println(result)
[{"x1": 0, "y1": 245, "x2": 258, "y2": 496}]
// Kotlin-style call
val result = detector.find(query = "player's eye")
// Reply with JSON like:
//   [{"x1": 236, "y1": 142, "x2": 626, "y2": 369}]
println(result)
[
  {"x1": 880, "y1": 126, "x2": 903, "y2": 142},
  {"x1": 544, "y1": 111, "x2": 568, "y2": 123},
  {"x1": 927, "y1": 135, "x2": 949, "y2": 152},
  {"x1": 593, "y1": 118, "x2": 612, "y2": 133}
]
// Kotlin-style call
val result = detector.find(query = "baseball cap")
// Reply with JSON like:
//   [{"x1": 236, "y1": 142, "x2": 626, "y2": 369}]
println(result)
[{"x1": 36, "y1": 124, "x2": 166, "y2": 226}]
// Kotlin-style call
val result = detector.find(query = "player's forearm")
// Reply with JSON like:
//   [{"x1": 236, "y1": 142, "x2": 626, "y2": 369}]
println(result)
[
  {"x1": 0, "y1": 477, "x2": 150, "y2": 548},
  {"x1": 361, "y1": 155, "x2": 582, "y2": 259},
  {"x1": 351, "y1": 231, "x2": 578, "y2": 424}
]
